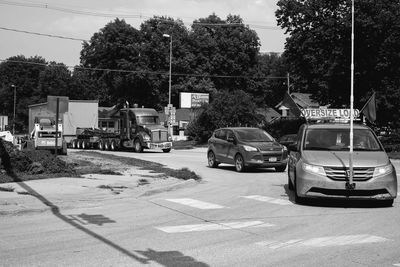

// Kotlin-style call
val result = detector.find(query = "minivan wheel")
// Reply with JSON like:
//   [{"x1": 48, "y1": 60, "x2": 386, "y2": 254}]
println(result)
[
  {"x1": 234, "y1": 154, "x2": 245, "y2": 172},
  {"x1": 208, "y1": 151, "x2": 219, "y2": 168},
  {"x1": 294, "y1": 174, "x2": 304, "y2": 204},
  {"x1": 288, "y1": 171, "x2": 294, "y2": 190}
]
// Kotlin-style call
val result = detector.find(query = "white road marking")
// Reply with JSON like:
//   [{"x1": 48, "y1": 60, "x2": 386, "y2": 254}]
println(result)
[
  {"x1": 156, "y1": 221, "x2": 275, "y2": 233},
  {"x1": 165, "y1": 198, "x2": 226, "y2": 209},
  {"x1": 393, "y1": 264, "x2": 400, "y2": 266},
  {"x1": 256, "y1": 235, "x2": 389, "y2": 249},
  {"x1": 241, "y1": 195, "x2": 293, "y2": 206}
]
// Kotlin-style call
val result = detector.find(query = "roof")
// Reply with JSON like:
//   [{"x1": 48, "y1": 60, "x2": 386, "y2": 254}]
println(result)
[
  {"x1": 29, "y1": 99, "x2": 99, "y2": 108},
  {"x1": 290, "y1": 93, "x2": 319, "y2": 108},
  {"x1": 275, "y1": 93, "x2": 320, "y2": 109},
  {"x1": 306, "y1": 123, "x2": 370, "y2": 130}
]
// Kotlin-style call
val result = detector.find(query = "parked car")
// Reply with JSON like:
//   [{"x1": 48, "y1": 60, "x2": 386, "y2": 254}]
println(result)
[
  {"x1": 278, "y1": 134, "x2": 297, "y2": 148},
  {"x1": 207, "y1": 127, "x2": 288, "y2": 172}
]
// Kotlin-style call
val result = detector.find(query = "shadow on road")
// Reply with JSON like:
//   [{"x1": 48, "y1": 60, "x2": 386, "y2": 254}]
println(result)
[
  {"x1": 136, "y1": 249, "x2": 209, "y2": 267},
  {"x1": 5, "y1": 171, "x2": 207, "y2": 266}
]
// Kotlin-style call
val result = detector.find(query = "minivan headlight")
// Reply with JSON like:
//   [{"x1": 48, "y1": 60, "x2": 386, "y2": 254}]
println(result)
[
  {"x1": 302, "y1": 163, "x2": 326, "y2": 176},
  {"x1": 243, "y1": 145, "x2": 258, "y2": 152},
  {"x1": 373, "y1": 164, "x2": 393, "y2": 178}
]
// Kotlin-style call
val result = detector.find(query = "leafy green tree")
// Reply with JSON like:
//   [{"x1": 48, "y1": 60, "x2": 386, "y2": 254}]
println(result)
[
  {"x1": 188, "y1": 14, "x2": 260, "y2": 93},
  {"x1": 246, "y1": 53, "x2": 289, "y2": 107},
  {"x1": 0, "y1": 56, "x2": 47, "y2": 132},
  {"x1": 80, "y1": 18, "x2": 145, "y2": 107},
  {"x1": 276, "y1": 0, "x2": 400, "y2": 126},
  {"x1": 187, "y1": 90, "x2": 262, "y2": 142}
]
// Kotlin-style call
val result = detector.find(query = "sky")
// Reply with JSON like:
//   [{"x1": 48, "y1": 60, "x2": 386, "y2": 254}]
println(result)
[{"x1": 0, "y1": 0, "x2": 287, "y2": 67}]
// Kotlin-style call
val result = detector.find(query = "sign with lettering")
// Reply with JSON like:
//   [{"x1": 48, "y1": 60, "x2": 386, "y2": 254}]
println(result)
[
  {"x1": 301, "y1": 108, "x2": 360, "y2": 119},
  {"x1": 180, "y1": 92, "x2": 209, "y2": 108}
]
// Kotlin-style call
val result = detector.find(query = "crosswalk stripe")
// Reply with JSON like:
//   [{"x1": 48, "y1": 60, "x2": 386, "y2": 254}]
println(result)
[
  {"x1": 156, "y1": 221, "x2": 275, "y2": 233},
  {"x1": 165, "y1": 198, "x2": 226, "y2": 209},
  {"x1": 241, "y1": 195, "x2": 293, "y2": 205},
  {"x1": 256, "y1": 235, "x2": 388, "y2": 249}
]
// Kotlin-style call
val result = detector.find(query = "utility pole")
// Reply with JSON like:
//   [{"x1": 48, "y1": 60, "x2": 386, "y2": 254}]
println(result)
[
  {"x1": 11, "y1": 84, "x2": 16, "y2": 135},
  {"x1": 287, "y1": 73, "x2": 290, "y2": 94}
]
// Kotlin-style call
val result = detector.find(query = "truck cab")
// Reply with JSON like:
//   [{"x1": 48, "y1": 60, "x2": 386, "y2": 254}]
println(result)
[{"x1": 120, "y1": 108, "x2": 172, "y2": 153}]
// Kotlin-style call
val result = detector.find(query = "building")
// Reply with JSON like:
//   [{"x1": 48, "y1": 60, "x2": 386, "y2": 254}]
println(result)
[{"x1": 275, "y1": 93, "x2": 320, "y2": 118}]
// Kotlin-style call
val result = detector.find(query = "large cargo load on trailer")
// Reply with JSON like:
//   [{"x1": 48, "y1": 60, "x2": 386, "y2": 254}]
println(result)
[{"x1": 70, "y1": 107, "x2": 172, "y2": 153}]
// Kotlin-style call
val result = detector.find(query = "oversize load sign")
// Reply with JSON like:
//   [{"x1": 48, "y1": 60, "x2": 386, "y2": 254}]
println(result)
[{"x1": 301, "y1": 108, "x2": 360, "y2": 119}]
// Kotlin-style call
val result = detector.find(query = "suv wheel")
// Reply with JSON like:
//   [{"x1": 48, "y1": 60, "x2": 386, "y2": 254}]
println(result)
[
  {"x1": 235, "y1": 154, "x2": 245, "y2": 172},
  {"x1": 208, "y1": 151, "x2": 219, "y2": 168}
]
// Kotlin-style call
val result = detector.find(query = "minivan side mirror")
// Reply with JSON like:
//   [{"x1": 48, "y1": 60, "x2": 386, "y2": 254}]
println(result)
[{"x1": 288, "y1": 143, "x2": 298, "y2": 152}]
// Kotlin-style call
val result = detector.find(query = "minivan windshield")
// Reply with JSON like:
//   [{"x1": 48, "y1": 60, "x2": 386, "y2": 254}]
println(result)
[
  {"x1": 304, "y1": 128, "x2": 382, "y2": 151},
  {"x1": 235, "y1": 129, "x2": 274, "y2": 142}
]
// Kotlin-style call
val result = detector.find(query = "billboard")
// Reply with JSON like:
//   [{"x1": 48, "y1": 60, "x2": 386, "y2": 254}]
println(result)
[{"x1": 180, "y1": 92, "x2": 209, "y2": 108}]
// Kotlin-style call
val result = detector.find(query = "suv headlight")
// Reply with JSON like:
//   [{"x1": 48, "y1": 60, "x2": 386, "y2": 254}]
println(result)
[
  {"x1": 373, "y1": 164, "x2": 393, "y2": 178},
  {"x1": 243, "y1": 145, "x2": 258, "y2": 152},
  {"x1": 302, "y1": 162, "x2": 326, "y2": 176}
]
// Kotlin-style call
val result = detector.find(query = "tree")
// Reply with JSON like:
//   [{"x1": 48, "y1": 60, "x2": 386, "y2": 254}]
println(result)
[
  {"x1": 80, "y1": 18, "x2": 145, "y2": 107},
  {"x1": 188, "y1": 14, "x2": 260, "y2": 92},
  {"x1": 276, "y1": 0, "x2": 400, "y2": 125},
  {"x1": 0, "y1": 56, "x2": 47, "y2": 132},
  {"x1": 186, "y1": 90, "x2": 262, "y2": 142}
]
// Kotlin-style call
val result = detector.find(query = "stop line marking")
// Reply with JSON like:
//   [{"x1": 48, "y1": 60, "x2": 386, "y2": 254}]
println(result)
[
  {"x1": 256, "y1": 234, "x2": 389, "y2": 249},
  {"x1": 156, "y1": 220, "x2": 275, "y2": 233},
  {"x1": 165, "y1": 198, "x2": 226, "y2": 209},
  {"x1": 241, "y1": 195, "x2": 293, "y2": 206}
]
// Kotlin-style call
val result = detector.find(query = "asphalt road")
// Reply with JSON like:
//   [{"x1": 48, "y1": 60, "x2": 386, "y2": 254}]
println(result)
[{"x1": 2, "y1": 147, "x2": 400, "y2": 267}]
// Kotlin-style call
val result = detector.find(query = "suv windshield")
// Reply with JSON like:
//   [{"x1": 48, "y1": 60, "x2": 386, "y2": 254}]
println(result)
[
  {"x1": 235, "y1": 129, "x2": 274, "y2": 142},
  {"x1": 136, "y1": 116, "x2": 159, "y2": 125},
  {"x1": 304, "y1": 128, "x2": 382, "y2": 151}
]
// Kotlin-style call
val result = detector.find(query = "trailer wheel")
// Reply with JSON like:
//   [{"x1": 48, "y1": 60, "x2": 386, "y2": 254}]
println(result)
[
  {"x1": 98, "y1": 140, "x2": 104, "y2": 150},
  {"x1": 104, "y1": 140, "x2": 110, "y2": 150},
  {"x1": 110, "y1": 140, "x2": 117, "y2": 151},
  {"x1": 82, "y1": 140, "x2": 87, "y2": 149},
  {"x1": 77, "y1": 140, "x2": 82, "y2": 149},
  {"x1": 71, "y1": 140, "x2": 77, "y2": 149},
  {"x1": 134, "y1": 139, "x2": 143, "y2": 153}
]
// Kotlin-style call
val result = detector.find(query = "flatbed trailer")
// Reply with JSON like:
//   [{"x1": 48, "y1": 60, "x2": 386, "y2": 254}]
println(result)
[{"x1": 70, "y1": 128, "x2": 121, "y2": 150}]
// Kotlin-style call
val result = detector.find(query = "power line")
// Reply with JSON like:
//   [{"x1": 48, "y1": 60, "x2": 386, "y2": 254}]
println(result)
[
  {"x1": 0, "y1": 26, "x2": 87, "y2": 42},
  {"x1": 0, "y1": 0, "x2": 281, "y2": 30},
  {"x1": 0, "y1": 59, "x2": 287, "y2": 80}
]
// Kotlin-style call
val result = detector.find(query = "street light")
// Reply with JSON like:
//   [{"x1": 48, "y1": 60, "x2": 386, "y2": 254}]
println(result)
[
  {"x1": 163, "y1": 34, "x2": 172, "y2": 105},
  {"x1": 11, "y1": 84, "x2": 16, "y2": 135}
]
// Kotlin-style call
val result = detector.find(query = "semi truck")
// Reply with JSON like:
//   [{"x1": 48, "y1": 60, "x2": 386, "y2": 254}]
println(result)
[{"x1": 70, "y1": 107, "x2": 172, "y2": 153}]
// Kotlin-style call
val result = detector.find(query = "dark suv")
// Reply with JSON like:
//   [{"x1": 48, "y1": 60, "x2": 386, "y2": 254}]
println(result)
[{"x1": 207, "y1": 127, "x2": 288, "y2": 172}]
